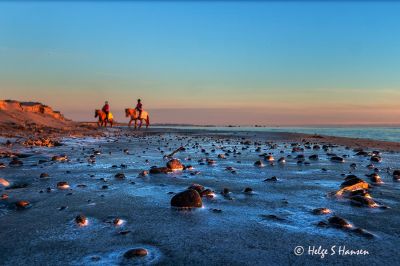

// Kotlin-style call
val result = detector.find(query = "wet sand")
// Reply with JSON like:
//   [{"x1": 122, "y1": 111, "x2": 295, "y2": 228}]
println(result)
[{"x1": 1, "y1": 127, "x2": 400, "y2": 265}]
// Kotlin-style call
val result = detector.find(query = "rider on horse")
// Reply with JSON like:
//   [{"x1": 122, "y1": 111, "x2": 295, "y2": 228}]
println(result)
[
  {"x1": 135, "y1": 99, "x2": 142, "y2": 119},
  {"x1": 102, "y1": 101, "x2": 110, "y2": 122}
]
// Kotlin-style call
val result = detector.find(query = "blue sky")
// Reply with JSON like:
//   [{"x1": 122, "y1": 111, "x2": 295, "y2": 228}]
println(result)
[{"x1": 1, "y1": 1, "x2": 400, "y2": 125}]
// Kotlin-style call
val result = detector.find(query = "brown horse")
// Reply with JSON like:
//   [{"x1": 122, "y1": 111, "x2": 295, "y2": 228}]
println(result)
[
  {"x1": 125, "y1": 108, "x2": 150, "y2": 129},
  {"x1": 95, "y1": 109, "x2": 113, "y2": 128}
]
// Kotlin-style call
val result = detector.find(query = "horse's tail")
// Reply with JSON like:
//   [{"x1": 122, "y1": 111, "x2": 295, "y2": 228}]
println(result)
[{"x1": 146, "y1": 115, "x2": 150, "y2": 127}]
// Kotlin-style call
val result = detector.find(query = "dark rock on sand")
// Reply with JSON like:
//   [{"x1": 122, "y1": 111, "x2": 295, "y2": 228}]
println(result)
[
  {"x1": 312, "y1": 208, "x2": 331, "y2": 215},
  {"x1": 200, "y1": 189, "x2": 215, "y2": 198},
  {"x1": 330, "y1": 156, "x2": 345, "y2": 163},
  {"x1": 6, "y1": 182, "x2": 29, "y2": 190},
  {"x1": 171, "y1": 189, "x2": 202, "y2": 208},
  {"x1": 244, "y1": 187, "x2": 253, "y2": 193},
  {"x1": 138, "y1": 170, "x2": 148, "y2": 177},
  {"x1": 355, "y1": 151, "x2": 369, "y2": 156},
  {"x1": 352, "y1": 228, "x2": 374, "y2": 239},
  {"x1": 261, "y1": 214, "x2": 286, "y2": 221},
  {"x1": 75, "y1": 214, "x2": 88, "y2": 226},
  {"x1": 149, "y1": 167, "x2": 172, "y2": 174},
  {"x1": 118, "y1": 230, "x2": 131, "y2": 235},
  {"x1": 221, "y1": 188, "x2": 231, "y2": 195},
  {"x1": 340, "y1": 175, "x2": 370, "y2": 191},
  {"x1": 370, "y1": 156, "x2": 382, "y2": 163},
  {"x1": 393, "y1": 170, "x2": 400, "y2": 181},
  {"x1": 15, "y1": 200, "x2": 31, "y2": 209},
  {"x1": 264, "y1": 155, "x2": 274, "y2": 162},
  {"x1": 113, "y1": 218, "x2": 124, "y2": 226},
  {"x1": 254, "y1": 160, "x2": 264, "y2": 167},
  {"x1": 217, "y1": 154, "x2": 225, "y2": 159},
  {"x1": 57, "y1": 181, "x2": 70, "y2": 190},
  {"x1": 367, "y1": 173, "x2": 384, "y2": 184},
  {"x1": 264, "y1": 176, "x2": 278, "y2": 182},
  {"x1": 367, "y1": 164, "x2": 375, "y2": 169},
  {"x1": 166, "y1": 159, "x2": 184, "y2": 170},
  {"x1": 188, "y1": 184, "x2": 204, "y2": 194},
  {"x1": 317, "y1": 221, "x2": 328, "y2": 227},
  {"x1": 124, "y1": 248, "x2": 148, "y2": 259},
  {"x1": 0, "y1": 178, "x2": 10, "y2": 187},
  {"x1": 350, "y1": 195, "x2": 379, "y2": 208},
  {"x1": 328, "y1": 216, "x2": 352, "y2": 229},
  {"x1": 9, "y1": 158, "x2": 23, "y2": 167},
  {"x1": 52, "y1": 155, "x2": 68, "y2": 162},
  {"x1": 115, "y1": 173, "x2": 126, "y2": 179},
  {"x1": 40, "y1": 173, "x2": 50, "y2": 178},
  {"x1": 207, "y1": 159, "x2": 216, "y2": 165}
]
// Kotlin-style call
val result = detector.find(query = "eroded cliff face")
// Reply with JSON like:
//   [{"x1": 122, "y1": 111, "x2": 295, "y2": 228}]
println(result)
[
  {"x1": 0, "y1": 100, "x2": 67, "y2": 121},
  {"x1": 0, "y1": 100, "x2": 76, "y2": 135}
]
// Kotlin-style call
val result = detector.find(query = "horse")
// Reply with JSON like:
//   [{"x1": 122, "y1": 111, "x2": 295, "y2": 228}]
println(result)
[
  {"x1": 94, "y1": 109, "x2": 113, "y2": 128},
  {"x1": 125, "y1": 108, "x2": 150, "y2": 129}
]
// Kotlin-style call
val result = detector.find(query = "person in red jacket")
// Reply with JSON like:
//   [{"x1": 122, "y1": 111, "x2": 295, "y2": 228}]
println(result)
[
  {"x1": 102, "y1": 101, "x2": 110, "y2": 122},
  {"x1": 135, "y1": 99, "x2": 143, "y2": 118}
]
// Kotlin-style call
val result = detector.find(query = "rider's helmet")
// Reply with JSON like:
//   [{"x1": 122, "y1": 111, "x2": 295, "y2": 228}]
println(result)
[
  {"x1": 105, "y1": 101, "x2": 108, "y2": 104},
  {"x1": 137, "y1": 99, "x2": 141, "y2": 102}
]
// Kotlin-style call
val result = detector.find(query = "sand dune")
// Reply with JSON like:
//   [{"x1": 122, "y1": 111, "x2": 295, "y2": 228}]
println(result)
[{"x1": 0, "y1": 100, "x2": 98, "y2": 139}]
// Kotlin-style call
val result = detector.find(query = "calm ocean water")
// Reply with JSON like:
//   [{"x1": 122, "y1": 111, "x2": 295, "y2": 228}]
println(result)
[{"x1": 154, "y1": 126, "x2": 400, "y2": 143}]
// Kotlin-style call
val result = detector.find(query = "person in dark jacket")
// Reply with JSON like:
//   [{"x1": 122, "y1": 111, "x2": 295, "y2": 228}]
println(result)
[
  {"x1": 102, "y1": 101, "x2": 110, "y2": 122},
  {"x1": 135, "y1": 99, "x2": 142, "y2": 118}
]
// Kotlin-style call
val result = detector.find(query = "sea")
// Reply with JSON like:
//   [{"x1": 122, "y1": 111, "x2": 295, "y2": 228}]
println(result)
[{"x1": 153, "y1": 126, "x2": 400, "y2": 143}]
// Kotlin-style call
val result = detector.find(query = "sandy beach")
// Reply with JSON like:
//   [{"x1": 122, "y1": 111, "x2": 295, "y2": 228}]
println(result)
[
  {"x1": 1, "y1": 127, "x2": 400, "y2": 265},
  {"x1": 2, "y1": 0, "x2": 400, "y2": 265}
]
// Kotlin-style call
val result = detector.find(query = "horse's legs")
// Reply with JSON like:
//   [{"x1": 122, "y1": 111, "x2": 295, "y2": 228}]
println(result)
[
  {"x1": 128, "y1": 119, "x2": 132, "y2": 127},
  {"x1": 139, "y1": 119, "x2": 143, "y2": 129},
  {"x1": 134, "y1": 120, "x2": 137, "y2": 130}
]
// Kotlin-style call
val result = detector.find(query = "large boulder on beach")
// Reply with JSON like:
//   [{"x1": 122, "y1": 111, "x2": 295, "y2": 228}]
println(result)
[
  {"x1": 171, "y1": 189, "x2": 202, "y2": 208},
  {"x1": 340, "y1": 175, "x2": 369, "y2": 190},
  {"x1": 166, "y1": 159, "x2": 184, "y2": 171},
  {"x1": 334, "y1": 175, "x2": 370, "y2": 197}
]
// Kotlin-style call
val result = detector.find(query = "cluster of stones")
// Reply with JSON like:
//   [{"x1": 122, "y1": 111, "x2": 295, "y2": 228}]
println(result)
[{"x1": 23, "y1": 138, "x2": 62, "y2": 147}]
